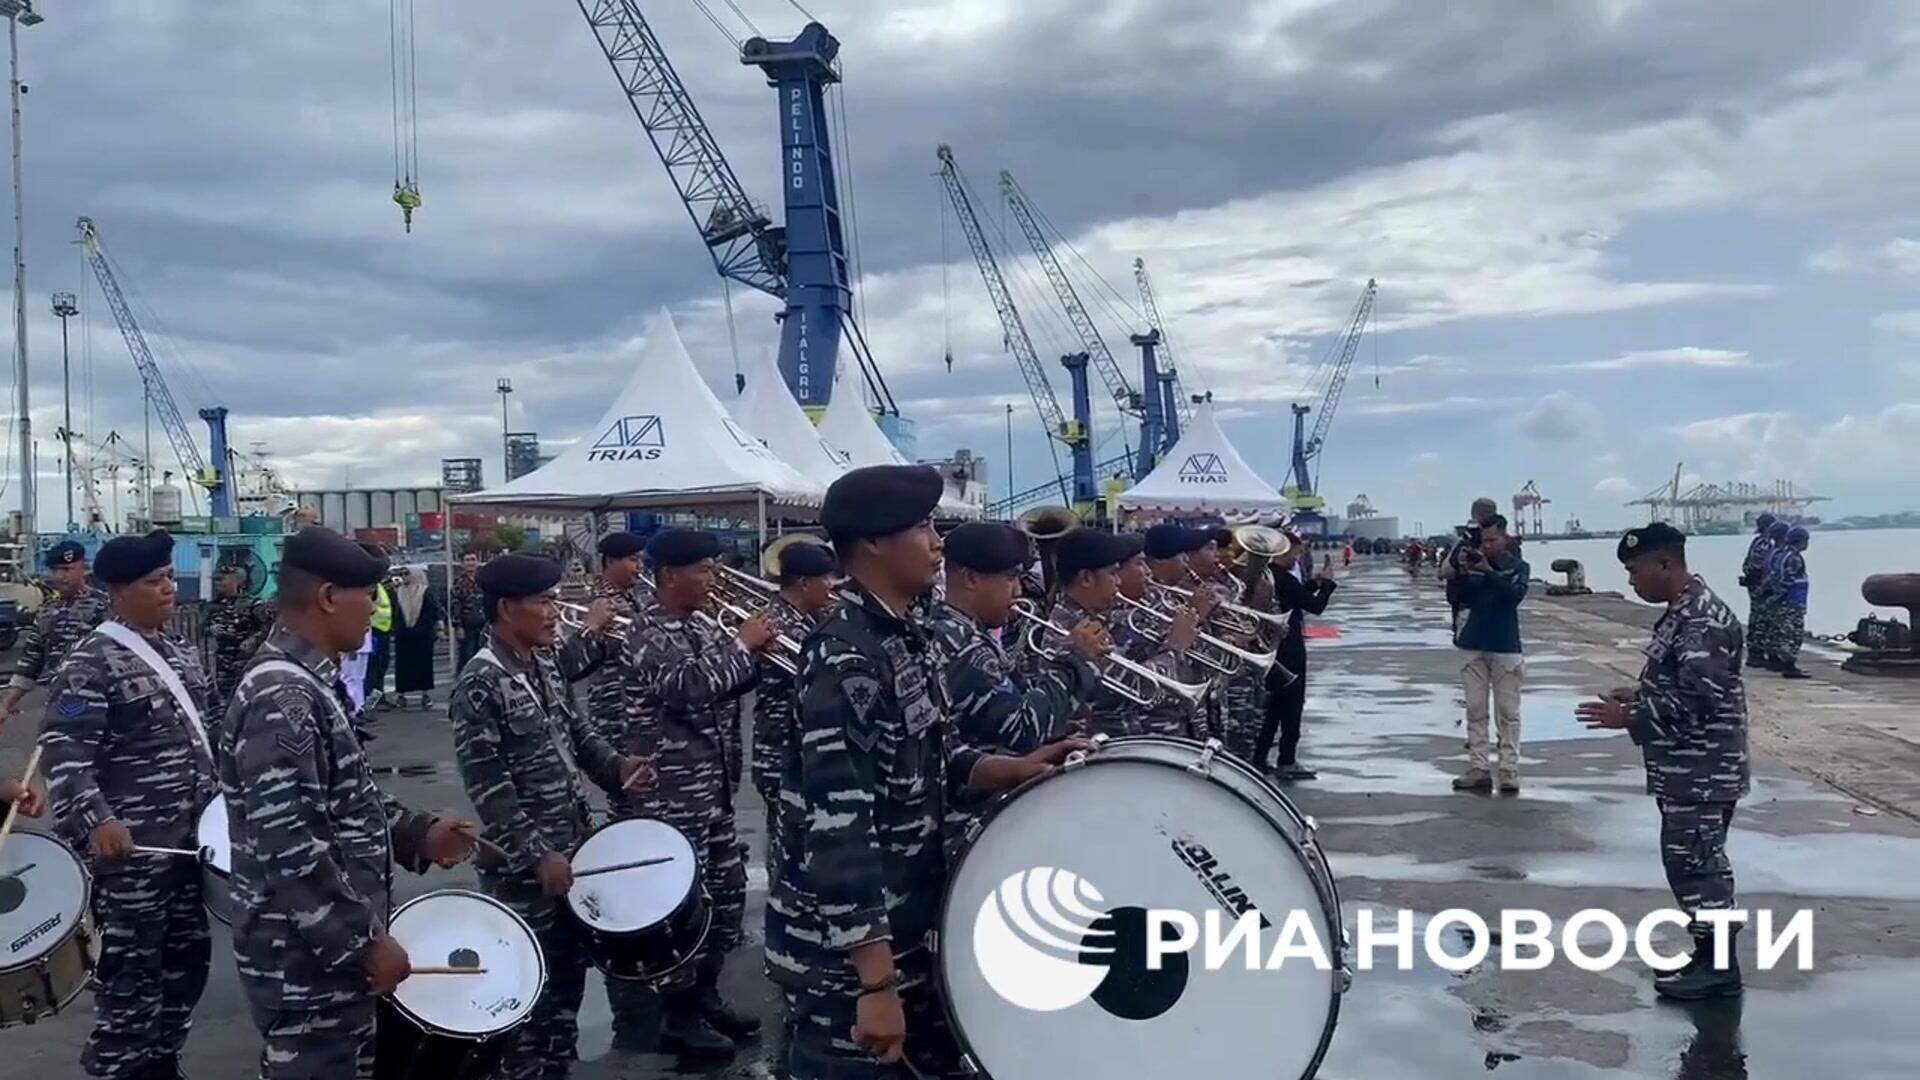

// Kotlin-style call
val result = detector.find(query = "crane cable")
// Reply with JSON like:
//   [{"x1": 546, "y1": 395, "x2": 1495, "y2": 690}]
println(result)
[
  {"x1": 689, "y1": 0, "x2": 742, "y2": 49},
  {"x1": 389, "y1": 0, "x2": 422, "y2": 231}
]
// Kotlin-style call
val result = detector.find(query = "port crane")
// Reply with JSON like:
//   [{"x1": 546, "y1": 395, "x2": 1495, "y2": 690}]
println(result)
[
  {"x1": 936, "y1": 146, "x2": 1091, "y2": 513},
  {"x1": 1133, "y1": 257, "x2": 1195, "y2": 440},
  {"x1": 574, "y1": 2, "x2": 893, "y2": 418},
  {"x1": 1512, "y1": 481, "x2": 1549, "y2": 538},
  {"x1": 1284, "y1": 279, "x2": 1377, "y2": 522},
  {"x1": 78, "y1": 217, "x2": 233, "y2": 517}
]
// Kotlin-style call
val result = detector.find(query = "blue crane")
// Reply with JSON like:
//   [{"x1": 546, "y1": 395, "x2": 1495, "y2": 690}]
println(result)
[
  {"x1": 77, "y1": 217, "x2": 231, "y2": 517},
  {"x1": 936, "y1": 146, "x2": 1094, "y2": 513},
  {"x1": 1132, "y1": 258, "x2": 1195, "y2": 445},
  {"x1": 998, "y1": 171, "x2": 1153, "y2": 479},
  {"x1": 575, "y1": 2, "x2": 892, "y2": 416},
  {"x1": 1284, "y1": 278, "x2": 1377, "y2": 520}
]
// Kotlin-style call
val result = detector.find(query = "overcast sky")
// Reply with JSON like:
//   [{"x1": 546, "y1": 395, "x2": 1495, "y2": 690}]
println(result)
[{"x1": 7, "y1": 0, "x2": 1920, "y2": 533}]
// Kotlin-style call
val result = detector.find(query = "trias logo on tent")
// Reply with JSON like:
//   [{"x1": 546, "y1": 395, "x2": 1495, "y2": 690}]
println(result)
[
  {"x1": 588, "y1": 415, "x2": 665, "y2": 462},
  {"x1": 1178, "y1": 453, "x2": 1228, "y2": 484}
]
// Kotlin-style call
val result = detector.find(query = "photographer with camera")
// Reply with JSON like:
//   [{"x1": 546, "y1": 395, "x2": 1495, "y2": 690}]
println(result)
[{"x1": 1450, "y1": 512, "x2": 1530, "y2": 793}]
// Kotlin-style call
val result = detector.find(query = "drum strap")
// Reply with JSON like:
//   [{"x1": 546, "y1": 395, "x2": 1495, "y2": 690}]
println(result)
[
  {"x1": 475, "y1": 647, "x2": 581, "y2": 779},
  {"x1": 95, "y1": 622, "x2": 210, "y2": 761}
]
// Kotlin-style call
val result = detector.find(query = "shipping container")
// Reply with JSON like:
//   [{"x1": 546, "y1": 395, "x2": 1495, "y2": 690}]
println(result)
[
  {"x1": 177, "y1": 516, "x2": 213, "y2": 534},
  {"x1": 353, "y1": 527, "x2": 402, "y2": 547},
  {"x1": 523, "y1": 527, "x2": 543, "y2": 547},
  {"x1": 212, "y1": 517, "x2": 242, "y2": 535},
  {"x1": 418, "y1": 511, "x2": 445, "y2": 531},
  {"x1": 452, "y1": 512, "x2": 496, "y2": 530},
  {"x1": 240, "y1": 515, "x2": 285, "y2": 535}
]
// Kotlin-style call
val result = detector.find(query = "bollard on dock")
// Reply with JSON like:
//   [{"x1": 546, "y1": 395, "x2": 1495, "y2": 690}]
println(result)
[
  {"x1": 1545, "y1": 558, "x2": 1590, "y2": 596},
  {"x1": 1841, "y1": 573, "x2": 1920, "y2": 677}
]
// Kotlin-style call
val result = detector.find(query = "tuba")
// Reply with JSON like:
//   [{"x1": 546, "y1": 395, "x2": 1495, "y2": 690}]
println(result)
[
  {"x1": 759, "y1": 532, "x2": 835, "y2": 580},
  {"x1": 1016, "y1": 505, "x2": 1079, "y2": 597},
  {"x1": 1228, "y1": 523, "x2": 1291, "y2": 590}
]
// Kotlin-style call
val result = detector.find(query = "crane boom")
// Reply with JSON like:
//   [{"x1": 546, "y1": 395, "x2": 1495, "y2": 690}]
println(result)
[
  {"x1": 1132, "y1": 259, "x2": 1194, "y2": 427},
  {"x1": 999, "y1": 173, "x2": 1139, "y2": 431},
  {"x1": 936, "y1": 147, "x2": 1084, "y2": 507},
  {"x1": 78, "y1": 216, "x2": 222, "y2": 514},
  {"x1": 1304, "y1": 278, "x2": 1377, "y2": 466},
  {"x1": 576, "y1": 0, "x2": 785, "y2": 299}
]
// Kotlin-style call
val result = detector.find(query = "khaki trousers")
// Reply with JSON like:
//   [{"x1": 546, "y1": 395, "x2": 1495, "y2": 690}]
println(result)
[{"x1": 1462, "y1": 651, "x2": 1524, "y2": 776}]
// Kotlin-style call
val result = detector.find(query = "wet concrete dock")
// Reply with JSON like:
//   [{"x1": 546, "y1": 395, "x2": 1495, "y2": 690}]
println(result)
[{"x1": 4, "y1": 562, "x2": 1919, "y2": 1078}]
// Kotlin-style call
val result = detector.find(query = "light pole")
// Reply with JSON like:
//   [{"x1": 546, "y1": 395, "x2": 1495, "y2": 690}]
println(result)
[
  {"x1": 52, "y1": 289, "x2": 72, "y2": 530},
  {"x1": 1004, "y1": 403, "x2": 1014, "y2": 505},
  {"x1": 3, "y1": 0, "x2": 40, "y2": 544},
  {"x1": 495, "y1": 378, "x2": 513, "y2": 482}
]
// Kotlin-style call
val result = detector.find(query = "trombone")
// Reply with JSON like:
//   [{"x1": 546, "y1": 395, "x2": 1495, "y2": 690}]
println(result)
[
  {"x1": 1115, "y1": 593, "x2": 1284, "y2": 678},
  {"x1": 1011, "y1": 600, "x2": 1209, "y2": 709},
  {"x1": 1158, "y1": 582, "x2": 1290, "y2": 640}
]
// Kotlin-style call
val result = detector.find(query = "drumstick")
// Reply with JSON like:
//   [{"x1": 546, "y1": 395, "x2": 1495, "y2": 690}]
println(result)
[
  {"x1": 573, "y1": 855, "x2": 675, "y2": 879},
  {"x1": 475, "y1": 834, "x2": 513, "y2": 860},
  {"x1": 0, "y1": 862, "x2": 35, "y2": 881},
  {"x1": 0, "y1": 745, "x2": 44, "y2": 860},
  {"x1": 132, "y1": 845, "x2": 204, "y2": 858},
  {"x1": 410, "y1": 966, "x2": 488, "y2": 976}
]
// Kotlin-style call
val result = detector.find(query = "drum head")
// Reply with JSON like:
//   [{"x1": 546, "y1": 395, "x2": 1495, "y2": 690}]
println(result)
[
  {"x1": 197, "y1": 794, "x2": 231, "y2": 875},
  {"x1": 566, "y1": 819, "x2": 697, "y2": 933},
  {"x1": 389, "y1": 890, "x2": 545, "y2": 1038},
  {"x1": 940, "y1": 740, "x2": 1341, "y2": 1080},
  {"x1": 0, "y1": 832, "x2": 89, "y2": 972}
]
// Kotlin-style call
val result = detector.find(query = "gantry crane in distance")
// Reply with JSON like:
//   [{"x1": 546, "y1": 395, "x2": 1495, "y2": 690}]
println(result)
[
  {"x1": 1133, "y1": 257, "x2": 1195, "y2": 440},
  {"x1": 999, "y1": 171, "x2": 1154, "y2": 480},
  {"x1": 936, "y1": 146, "x2": 1093, "y2": 513},
  {"x1": 1512, "y1": 481, "x2": 1549, "y2": 538},
  {"x1": 575, "y1": 2, "x2": 893, "y2": 418},
  {"x1": 77, "y1": 217, "x2": 232, "y2": 517},
  {"x1": 1284, "y1": 278, "x2": 1377, "y2": 522}
]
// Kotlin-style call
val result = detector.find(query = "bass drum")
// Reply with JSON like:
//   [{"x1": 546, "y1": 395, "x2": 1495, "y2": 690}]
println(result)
[
  {"x1": 196, "y1": 794, "x2": 233, "y2": 926},
  {"x1": 936, "y1": 736, "x2": 1345, "y2": 1080}
]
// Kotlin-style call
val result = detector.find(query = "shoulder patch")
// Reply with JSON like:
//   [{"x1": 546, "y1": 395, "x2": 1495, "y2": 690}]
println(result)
[
  {"x1": 55, "y1": 691, "x2": 87, "y2": 718},
  {"x1": 841, "y1": 674, "x2": 883, "y2": 750}
]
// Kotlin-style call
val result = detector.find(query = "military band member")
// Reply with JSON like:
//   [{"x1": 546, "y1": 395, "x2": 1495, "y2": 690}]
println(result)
[
  {"x1": 582, "y1": 531, "x2": 648, "y2": 733},
  {"x1": 2, "y1": 539, "x2": 110, "y2": 720},
  {"x1": 221, "y1": 527, "x2": 479, "y2": 1078},
  {"x1": 451, "y1": 549, "x2": 487, "y2": 669},
  {"x1": 622, "y1": 528, "x2": 773, "y2": 1062},
  {"x1": 204, "y1": 562, "x2": 274, "y2": 708},
  {"x1": 1195, "y1": 528, "x2": 1266, "y2": 759},
  {"x1": 1577, "y1": 523, "x2": 1749, "y2": 1001},
  {"x1": 0, "y1": 775, "x2": 42, "y2": 815},
  {"x1": 1038, "y1": 528, "x2": 1162, "y2": 740},
  {"x1": 1113, "y1": 531, "x2": 1208, "y2": 739},
  {"x1": 751, "y1": 539, "x2": 838, "y2": 868},
  {"x1": 37, "y1": 531, "x2": 214, "y2": 1080},
  {"x1": 449, "y1": 553, "x2": 651, "y2": 1080},
  {"x1": 767, "y1": 464, "x2": 1085, "y2": 1080},
  {"x1": 932, "y1": 522, "x2": 1103, "y2": 756}
]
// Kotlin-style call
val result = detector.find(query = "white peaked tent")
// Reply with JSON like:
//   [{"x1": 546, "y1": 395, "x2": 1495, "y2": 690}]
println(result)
[
  {"x1": 731, "y1": 347, "x2": 851, "y2": 490},
  {"x1": 452, "y1": 310, "x2": 823, "y2": 518},
  {"x1": 817, "y1": 358, "x2": 980, "y2": 518},
  {"x1": 1117, "y1": 399, "x2": 1290, "y2": 517}
]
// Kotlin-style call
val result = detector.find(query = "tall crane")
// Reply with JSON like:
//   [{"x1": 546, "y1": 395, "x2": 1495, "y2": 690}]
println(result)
[
  {"x1": 1284, "y1": 279, "x2": 1377, "y2": 521},
  {"x1": 999, "y1": 171, "x2": 1149, "y2": 478},
  {"x1": 936, "y1": 146, "x2": 1092, "y2": 511},
  {"x1": 77, "y1": 217, "x2": 231, "y2": 517},
  {"x1": 1133, "y1": 258, "x2": 1195, "y2": 441},
  {"x1": 574, "y1": 2, "x2": 893, "y2": 416}
]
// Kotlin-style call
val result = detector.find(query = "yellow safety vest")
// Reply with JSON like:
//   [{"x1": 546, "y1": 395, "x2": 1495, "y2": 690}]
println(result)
[{"x1": 370, "y1": 583, "x2": 393, "y2": 633}]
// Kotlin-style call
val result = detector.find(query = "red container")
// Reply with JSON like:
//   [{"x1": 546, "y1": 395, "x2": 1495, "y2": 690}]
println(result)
[
  {"x1": 354, "y1": 526, "x2": 402, "y2": 547},
  {"x1": 451, "y1": 512, "x2": 497, "y2": 530},
  {"x1": 417, "y1": 511, "x2": 446, "y2": 531}
]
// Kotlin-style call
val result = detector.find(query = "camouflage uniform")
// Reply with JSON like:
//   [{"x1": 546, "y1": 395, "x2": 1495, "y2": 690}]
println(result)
[
  {"x1": 450, "y1": 571, "x2": 486, "y2": 669},
  {"x1": 620, "y1": 601, "x2": 759, "y2": 997},
  {"x1": 1626, "y1": 576, "x2": 1750, "y2": 937},
  {"x1": 765, "y1": 585, "x2": 986, "y2": 1080},
  {"x1": 752, "y1": 594, "x2": 822, "y2": 873},
  {"x1": 37, "y1": 621, "x2": 216, "y2": 1079},
  {"x1": 1737, "y1": 533, "x2": 1773, "y2": 661},
  {"x1": 221, "y1": 624, "x2": 440, "y2": 1079},
  {"x1": 929, "y1": 600, "x2": 1093, "y2": 755},
  {"x1": 1142, "y1": 582, "x2": 1208, "y2": 739},
  {"x1": 204, "y1": 591, "x2": 274, "y2": 707},
  {"x1": 1207, "y1": 569, "x2": 1266, "y2": 761},
  {"x1": 450, "y1": 632, "x2": 632, "y2": 1080},
  {"x1": 12, "y1": 584, "x2": 110, "y2": 688},
  {"x1": 1039, "y1": 593, "x2": 1177, "y2": 741},
  {"x1": 1766, "y1": 548, "x2": 1809, "y2": 666},
  {"x1": 580, "y1": 577, "x2": 644, "y2": 738}
]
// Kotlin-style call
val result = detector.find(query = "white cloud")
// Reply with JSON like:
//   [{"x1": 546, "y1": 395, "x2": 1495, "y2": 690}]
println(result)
[
  {"x1": 1593, "y1": 476, "x2": 1633, "y2": 495},
  {"x1": 1809, "y1": 237, "x2": 1920, "y2": 276},
  {"x1": 1676, "y1": 411, "x2": 1788, "y2": 446},
  {"x1": 1520, "y1": 391, "x2": 1596, "y2": 443},
  {"x1": 1348, "y1": 395, "x2": 1510, "y2": 418},
  {"x1": 1872, "y1": 310, "x2": 1920, "y2": 336},
  {"x1": 1568, "y1": 346, "x2": 1755, "y2": 371},
  {"x1": 1671, "y1": 405, "x2": 1920, "y2": 485},
  {"x1": 1412, "y1": 450, "x2": 1443, "y2": 464}
]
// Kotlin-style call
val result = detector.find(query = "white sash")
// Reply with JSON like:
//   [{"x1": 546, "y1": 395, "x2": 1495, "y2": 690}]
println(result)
[
  {"x1": 95, "y1": 621, "x2": 211, "y2": 760},
  {"x1": 475, "y1": 646, "x2": 579, "y2": 778}
]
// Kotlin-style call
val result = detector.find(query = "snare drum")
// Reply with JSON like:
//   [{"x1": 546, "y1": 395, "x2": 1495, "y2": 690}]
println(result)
[
  {"x1": 197, "y1": 794, "x2": 233, "y2": 926},
  {"x1": 0, "y1": 832, "x2": 98, "y2": 1027},
  {"x1": 376, "y1": 889, "x2": 545, "y2": 1080},
  {"x1": 564, "y1": 818, "x2": 709, "y2": 982},
  {"x1": 936, "y1": 736, "x2": 1345, "y2": 1080}
]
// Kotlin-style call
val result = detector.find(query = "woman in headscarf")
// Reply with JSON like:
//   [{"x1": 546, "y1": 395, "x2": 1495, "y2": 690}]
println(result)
[{"x1": 389, "y1": 565, "x2": 442, "y2": 709}]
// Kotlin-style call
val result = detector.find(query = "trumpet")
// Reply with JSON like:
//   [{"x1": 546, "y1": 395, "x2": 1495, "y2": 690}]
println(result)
[
  {"x1": 557, "y1": 590, "x2": 804, "y2": 677},
  {"x1": 1116, "y1": 593, "x2": 1284, "y2": 678},
  {"x1": 1159, "y1": 582, "x2": 1289, "y2": 639},
  {"x1": 1011, "y1": 601, "x2": 1209, "y2": 708}
]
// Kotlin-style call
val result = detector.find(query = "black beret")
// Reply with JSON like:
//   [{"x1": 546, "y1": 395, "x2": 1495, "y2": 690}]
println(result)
[
  {"x1": 95, "y1": 530, "x2": 173, "y2": 585},
  {"x1": 1143, "y1": 524, "x2": 1206, "y2": 560},
  {"x1": 283, "y1": 526, "x2": 390, "y2": 588},
  {"x1": 1054, "y1": 527, "x2": 1136, "y2": 583},
  {"x1": 1207, "y1": 527, "x2": 1234, "y2": 548},
  {"x1": 820, "y1": 465, "x2": 943, "y2": 540},
  {"x1": 1618, "y1": 522, "x2": 1687, "y2": 564},
  {"x1": 776, "y1": 541, "x2": 837, "y2": 583},
  {"x1": 46, "y1": 540, "x2": 86, "y2": 569},
  {"x1": 476, "y1": 552, "x2": 564, "y2": 599},
  {"x1": 1115, "y1": 533, "x2": 1146, "y2": 562},
  {"x1": 647, "y1": 528, "x2": 722, "y2": 569},
  {"x1": 943, "y1": 523, "x2": 1028, "y2": 574},
  {"x1": 598, "y1": 532, "x2": 645, "y2": 559}
]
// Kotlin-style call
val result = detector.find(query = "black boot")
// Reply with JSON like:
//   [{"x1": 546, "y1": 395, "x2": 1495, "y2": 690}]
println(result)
[
  {"x1": 1657, "y1": 930, "x2": 1742, "y2": 1001},
  {"x1": 142, "y1": 1054, "x2": 188, "y2": 1080},
  {"x1": 692, "y1": 954, "x2": 762, "y2": 1043},
  {"x1": 1780, "y1": 664, "x2": 1811, "y2": 680},
  {"x1": 659, "y1": 993, "x2": 738, "y2": 1060}
]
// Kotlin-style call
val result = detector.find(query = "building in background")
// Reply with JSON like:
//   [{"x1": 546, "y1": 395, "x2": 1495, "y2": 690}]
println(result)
[
  {"x1": 442, "y1": 458, "x2": 484, "y2": 494},
  {"x1": 506, "y1": 432, "x2": 542, "y2": 482},
  {"x1": 290, "y1": 486, "x2": 445, "y2": 549},
  {"x1": 920, "y1": 448, "x2": 989, "y2": 515}
]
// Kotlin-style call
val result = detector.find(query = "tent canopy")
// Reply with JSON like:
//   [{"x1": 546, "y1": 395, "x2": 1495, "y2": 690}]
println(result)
[
  {"x1": 818, "y1": 358, "x2": 980, "y2": 519},
  {"x1": 1116, "y1": 400, "x2": 1290, "y2": 517},
  {"x1": 452, "y1": 310, "x2": 823, "y2": 518},
  {"x1": 731, "y1": 346, "x2": 850, "y2": 491}
]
